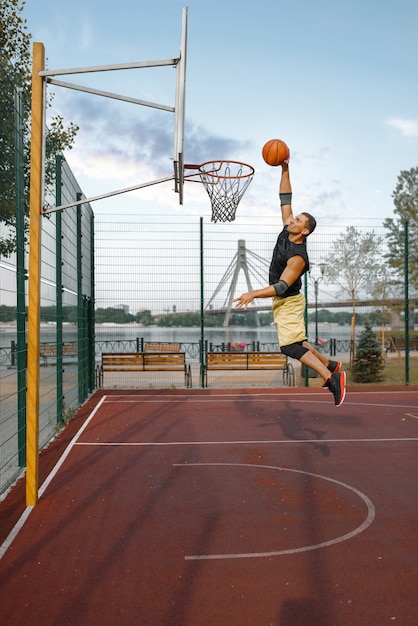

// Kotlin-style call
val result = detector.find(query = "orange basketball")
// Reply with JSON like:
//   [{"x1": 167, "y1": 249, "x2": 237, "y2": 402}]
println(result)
[{"x1": 262, "y1": 139, "x2": 290, "y2": 166}]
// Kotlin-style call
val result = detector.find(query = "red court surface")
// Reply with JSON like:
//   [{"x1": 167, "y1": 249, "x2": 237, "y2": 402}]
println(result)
[{"x1": 1, "y1": 387, "x2": 417, "y2": 626}]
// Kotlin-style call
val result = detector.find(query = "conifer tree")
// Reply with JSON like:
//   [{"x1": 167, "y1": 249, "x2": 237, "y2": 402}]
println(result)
[{"x1": 351, "y1": 320, "x2": 383, "y2": 383}]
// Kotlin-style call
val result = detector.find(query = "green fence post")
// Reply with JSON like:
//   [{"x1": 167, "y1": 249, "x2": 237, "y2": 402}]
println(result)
[
  {"x1": 404, "y1": 220, "x2": 409, "y2": 386},
  {"x1": 15, "y1": 87, "x2": 27, "y2": 466},
  {"x1": 76, "y1": 194, "x2": 84, "y2": 403},
  {"x1": 303, "y1": 271, "x2": 309, "y2": 387},
  {"x1": 200, "y1": 217, "x2": 205, "y2": 387},
  {"x1": 89, "y1": 212, "x2": 95, "y2": 392},
  {"x1": 56, "y1": 155, "x2": 64, "y2": 423}
]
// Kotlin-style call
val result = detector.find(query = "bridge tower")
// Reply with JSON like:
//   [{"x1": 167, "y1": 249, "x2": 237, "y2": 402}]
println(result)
[{"x1": 207, "y1": 239, "x2": 270, "y2": 327}]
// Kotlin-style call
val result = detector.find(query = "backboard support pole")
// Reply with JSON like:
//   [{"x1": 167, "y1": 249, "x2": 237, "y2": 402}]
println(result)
[{"x1": 26, "y1": 42, "x2": 45, "y2": 506}]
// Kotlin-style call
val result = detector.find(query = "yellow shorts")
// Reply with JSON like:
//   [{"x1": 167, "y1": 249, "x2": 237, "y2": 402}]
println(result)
[{"x1": 272, "y1": 293, "x2": 307, "y2": 347}]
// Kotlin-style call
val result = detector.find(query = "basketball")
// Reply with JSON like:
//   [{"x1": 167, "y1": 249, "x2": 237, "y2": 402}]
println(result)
[{"x1": 262, "y1": 139, "x2": 290, "y2": 166}]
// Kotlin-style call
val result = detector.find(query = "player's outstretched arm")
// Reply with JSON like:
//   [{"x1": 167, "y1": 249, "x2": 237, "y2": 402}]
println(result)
[
  {"x1": 233, "y1": 255, "x2": 306, "y2": 309},
  {"x1": 280, "y1": 162, "x2": 292, "y2": 225},
  {"x1": 233, "y1": 285, "x2": 276, "y2": 309}
]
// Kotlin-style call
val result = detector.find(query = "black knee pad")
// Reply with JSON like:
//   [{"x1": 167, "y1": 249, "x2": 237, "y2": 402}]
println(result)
[{"x1": 280, "y1": 341, "x2": 309, "y2": 360}]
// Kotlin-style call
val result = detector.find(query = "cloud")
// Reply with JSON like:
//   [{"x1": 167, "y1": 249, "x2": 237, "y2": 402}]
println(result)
[
  {"x1": 385, "y1": 118, "x2": 418, "y2": 137},
  {"x1": 79, "y1": 18, "x2": 93, "y2": 50},
  {"x1": 57, "y1": 93, "x2": 249, "y2": 186}
]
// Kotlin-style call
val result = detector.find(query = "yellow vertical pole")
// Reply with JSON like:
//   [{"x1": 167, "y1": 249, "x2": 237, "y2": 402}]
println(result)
[{"x1": 26, "y1": 42, "x2": 45, "y2": 506}]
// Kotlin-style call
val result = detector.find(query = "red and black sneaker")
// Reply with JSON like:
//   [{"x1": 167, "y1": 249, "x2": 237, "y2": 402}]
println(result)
[
  {"x1": 328, "y1": 360, "x2": 342, "y2": 373},
  {"x1": 323, "y1": 371, "x2": 346, "y2": 407}
]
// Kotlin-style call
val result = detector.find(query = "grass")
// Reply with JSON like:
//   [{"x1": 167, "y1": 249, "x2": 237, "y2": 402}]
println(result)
[
  {"x1": 355, "y1": 354, "x2": 418, "y2": 386},
  {"x1": 300, "y1": 354, "x2": 418, "y2": 387}
]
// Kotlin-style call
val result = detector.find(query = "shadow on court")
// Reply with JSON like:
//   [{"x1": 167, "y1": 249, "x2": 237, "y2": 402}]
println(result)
[{"x1": 1, "y1": 387, "x2": 417, "y2": 626}]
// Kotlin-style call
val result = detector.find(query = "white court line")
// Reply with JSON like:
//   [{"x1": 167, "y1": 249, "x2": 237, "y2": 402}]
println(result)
[
  {"x1": 174, "y1": 462, "x2": 376, "y2": 561},
  {"x1": 1, "y1": 391, "x2": 414, "y2": 561},
  {"x1": 37, "y1": 395, "x2": 107, "y2": 499},
  {"x1": 75, "y1": 437, "x2": 418, "y2": 447},
  {"x1": 102, "y1": 387, "x2": 418, "y2": 394},
  {"x1": 0, "y1": 506, "x2": 34, "y2": 560},
  {"x1": 102, "y1": 395, "x2": 418, "y2": 409},
  {"x1": 0, "y1": 395, "x2": 108, "y2": 561}
]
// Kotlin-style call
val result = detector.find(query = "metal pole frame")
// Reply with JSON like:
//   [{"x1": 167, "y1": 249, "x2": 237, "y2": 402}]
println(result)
[
  {"x1": 26, "y1": 42, "x2": 45, "y2": 506},
  {"x1": 38, "y1": 7, "x2": 188, "y2": 214}
]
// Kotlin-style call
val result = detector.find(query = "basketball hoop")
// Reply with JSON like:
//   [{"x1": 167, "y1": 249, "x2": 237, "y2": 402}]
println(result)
[{"x1": 197, "y1": 160, "x2": 254, "y2": 222}]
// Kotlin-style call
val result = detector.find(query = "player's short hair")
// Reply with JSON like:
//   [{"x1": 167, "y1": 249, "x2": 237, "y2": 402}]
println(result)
[{"x1": 301, "y1": 212, "x2": 316, "y2": 235}]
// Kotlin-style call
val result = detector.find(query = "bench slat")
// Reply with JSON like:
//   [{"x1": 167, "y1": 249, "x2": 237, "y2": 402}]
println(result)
[
  {"x1": 247, "y1": 353, "x2": 287, "y2": 369},
  {"x1": 207, "y1": 353, "x2": 249, "y2": 369},
  {"x1": 102, "y1": 353, "x2": 185, "y2": 369},
  {"x1": 144, "y1": 353, "x2": 185, "y2": 370},
  {"x1": 144, "y1": 342, "x2": 181, "y2": 353}
]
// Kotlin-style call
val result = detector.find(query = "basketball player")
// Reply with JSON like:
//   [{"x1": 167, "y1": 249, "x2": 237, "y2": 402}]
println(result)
[{"x1": 233, "y1": 161, "x2": 346, "y2": 407}]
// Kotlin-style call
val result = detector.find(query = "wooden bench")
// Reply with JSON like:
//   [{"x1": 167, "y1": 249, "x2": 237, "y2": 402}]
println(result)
[
  {"x1": 97, "y1": 351, "x2": 192, "y2": 388},
  {"x1": 389, "y1": 338, "x2": 418, "y2": 352},
  {"x1": 203, "y1": 351, "x2": 294, "y2": 387},
  {"x1": 40, "y1": 343, "x2": 78, "y2": 366}
]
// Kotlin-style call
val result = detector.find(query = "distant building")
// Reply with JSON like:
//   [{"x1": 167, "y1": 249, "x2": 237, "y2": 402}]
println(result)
[{"x1": 115, "y1": 304, "x2": 129, "y2": 314}]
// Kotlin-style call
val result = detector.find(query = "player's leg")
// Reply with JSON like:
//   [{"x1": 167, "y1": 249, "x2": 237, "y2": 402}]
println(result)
[
  {"x1": 299, "y1": 348, "x2": 331, "y2": 380},
  {"x1": 288, "y1": 343, "x2": 346, "y2": 407},
  {"x1": 301, "y1": 341, "x2": 342, "y2": 373},
  {"x1": 273, "y1": 295, "x2": 346, "y2": 407},
  {"x1": 273, "y1": 294, "x2": 328, "y2": 379}
]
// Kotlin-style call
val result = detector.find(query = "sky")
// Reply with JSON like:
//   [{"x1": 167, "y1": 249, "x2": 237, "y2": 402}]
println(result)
[{"x1": 21, "y1": 0, "x2": 418, "y2": 224}]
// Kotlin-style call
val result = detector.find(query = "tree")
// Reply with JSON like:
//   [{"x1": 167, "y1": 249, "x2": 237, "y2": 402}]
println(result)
[
  {"x1": 321, "y1": 226, "x2": 384, "y2": 361},
  {"x1": 384, "y1": 167, "x2": 418, "y2": 291},
  {"x1": 135, "y1": 309, "x2": 154, "y2": 326},
  {"x1": 0, "y1": 0, "x2": 78, "y2": 257},
  {"x1": 351, "y1": 320, "x2": 383, "y2": 383},
  {"x1": 95, "y1": 307, "x2": 135, "y2": 324},
  {"x1": 0, "y1": 0, "x2": 30, "y2": 255}
]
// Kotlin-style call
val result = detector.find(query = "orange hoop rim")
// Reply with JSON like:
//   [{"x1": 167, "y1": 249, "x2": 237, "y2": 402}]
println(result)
[
  {"x1": 198, "y1": 160, "x2": 255, "y2": 179},
  {"x1": 183, "y1": 160, "x2": 255, "y2": 181}
]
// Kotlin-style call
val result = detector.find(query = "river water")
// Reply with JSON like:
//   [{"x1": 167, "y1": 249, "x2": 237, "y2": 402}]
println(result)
[
  {"x1": 0, "y1": 322, "x2": 366, "y2": 361},
  {"x1": 0, "y1": 322, "x2": 358, "y2": 344}
]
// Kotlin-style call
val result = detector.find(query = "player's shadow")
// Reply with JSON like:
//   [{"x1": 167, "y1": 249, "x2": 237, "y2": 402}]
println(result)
[
  {"x1": 260, "y1": 401, "x2": 330, "y2": 457},
  {"x1": 279, "y1": 598, "x2": 330, "y2": 625}
]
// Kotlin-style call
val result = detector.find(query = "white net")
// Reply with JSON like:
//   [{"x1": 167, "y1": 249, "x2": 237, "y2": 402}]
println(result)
[{"x1": 198, "y1": 160, "x2": 254, "y2": 222}]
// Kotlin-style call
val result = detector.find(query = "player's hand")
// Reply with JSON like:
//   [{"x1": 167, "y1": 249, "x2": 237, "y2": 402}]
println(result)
[{"x1": 233, "y1": 292, "x2": 254, "y2": 309}]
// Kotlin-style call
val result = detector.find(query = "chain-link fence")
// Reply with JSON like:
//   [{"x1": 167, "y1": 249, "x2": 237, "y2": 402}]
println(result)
[
  {"x1": 0, "y1": 86, "x2": 94, "y2": 494},
  {"x1": 1, "y1": 94, "x2": 415, "y2": 495},
  {"x1": 94, "y1": 214, "x2": 415, "y2": 390}
]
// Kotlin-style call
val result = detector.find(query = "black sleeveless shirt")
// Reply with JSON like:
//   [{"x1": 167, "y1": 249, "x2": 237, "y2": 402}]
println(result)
[{"x1": 268, "y1": 226, "x2": 310, "y2": 297}]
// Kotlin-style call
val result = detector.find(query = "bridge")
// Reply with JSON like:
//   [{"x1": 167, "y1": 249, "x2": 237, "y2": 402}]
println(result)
[
  {"x1": 207, "y1": 299, "x2": 410, "y2": 314},
  {"x1": 206, "y1": 240, "x2": 413, "y2": 327}
]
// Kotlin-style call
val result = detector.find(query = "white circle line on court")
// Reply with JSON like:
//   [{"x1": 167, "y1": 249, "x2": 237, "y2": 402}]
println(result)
[{"x1": 173, "y1": 462, "x2": 376, "y2": 561}]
